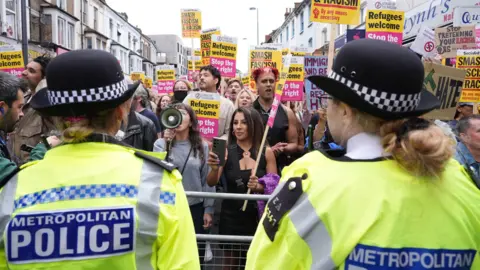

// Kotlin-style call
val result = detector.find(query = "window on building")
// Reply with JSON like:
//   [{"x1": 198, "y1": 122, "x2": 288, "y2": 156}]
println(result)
[
  {"x1": 177, "y1": 43, "x2": 180, "y2": 53},
  {"x1": 94, "y1": 7, "x2": 98, "y2": 30},
  {"x1": 179, "y1": 55, "x2": 182, "y2": 64},
  {"x1": 300, "y1": 12, "x2": 304, "y2": 33},
  {"x1": 322, "y1": 28, "x2": 327, "y2": 44},
  {"x1": 128, "y1": 33, "x2": 132, "y2": 49},
  {"x1": 130, "y1": 59, "x2": 133, "y2": 73},
  {"x1": 280, "y1": 33, "x2": 283, "y2": 43},
  {"x1": 96, "y1": 38, "x2": 101, "y2": 50},
  {"x1": 109, "y1": 19, "x2": 114, "y2": 39},
  {"x1": 102, "y1": 41, "x2": 107, "y2": 50},
  {"x1": 117, "y1": 24, "x2": 121, "y2": 41},
  {"x1": 111, "y1": 48, "x2": 116, "y2": 57},
  {"x1": 337, "y1": 25, "x2": 341, "y2": 37},
  {"x1": 58, "y1": 17, "x2": 66, "y2": 46},
  {"x1": 58, "y1": 0, "x2": 67, "y2": 10},
  {"x1": 308, "y1": 38, "x2": 313, "y2": 48},
  {"x1": 86, "y1": 37, "x2": 93, "y2": 49},
  {"x1": 308, "y1": 5, "x2": 312, "y2": 26},
  {"x1": 5, "y1": 0, "x2": 16, "y2": 38},
  {"x1": 286, "y1": 26, "x2": 289, "y2": 40},
  {"x1": 291, "y1": 20, "x2": 295, "y2": 38},
  {"x1": 82, "y1": 0, "x2": 88, "y2": 23},
  {"x1": 67, "y1": 22, "x2": 74, "y2": 49},
  {"x1": 30, "y1": 12, "x2": 41, "y2": 42}
]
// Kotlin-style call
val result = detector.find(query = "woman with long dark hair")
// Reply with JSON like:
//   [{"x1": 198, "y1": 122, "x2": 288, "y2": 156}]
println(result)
[
  {"x1": 153, "y1": 103, "x2": 213, "y2": 265},
  {"x1": 206, "y1": 107, "x2": 277, "y2": 269}
]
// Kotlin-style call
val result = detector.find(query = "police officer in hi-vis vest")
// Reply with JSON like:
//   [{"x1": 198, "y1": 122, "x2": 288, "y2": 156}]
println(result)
[
  {"x1": 246, "y1": 39, "x2": 480, "y2": 269},
  {"x1": 0, "y1": 50, "x2": 199, "y2": 269}
]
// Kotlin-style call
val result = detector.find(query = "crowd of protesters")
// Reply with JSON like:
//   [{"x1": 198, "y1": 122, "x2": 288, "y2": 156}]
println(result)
[{"x1": 0, "y1": 45, "x2": 479, "y2": 269}]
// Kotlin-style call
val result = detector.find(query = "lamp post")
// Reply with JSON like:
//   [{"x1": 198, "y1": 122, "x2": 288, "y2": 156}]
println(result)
[{"x1": 249, "y1": 7, "x2": 259, "y2": 45}]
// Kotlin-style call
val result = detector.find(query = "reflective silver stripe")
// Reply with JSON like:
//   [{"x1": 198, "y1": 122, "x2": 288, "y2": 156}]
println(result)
[
  {"x1": 0, "y1": 174, "x2": 19, "y2": 249},
  {"x1": 135, "y1": 161, "x2": 165, "y2": 270},
  {"x1": 289, "y1": 193, "x2": 336, "y2": 270}
]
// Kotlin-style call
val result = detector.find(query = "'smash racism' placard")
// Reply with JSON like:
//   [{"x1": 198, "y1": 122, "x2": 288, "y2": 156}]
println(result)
[
  {"x1": 185, "y1": 92, "x2": 220, "y2": 139},
  {"x1": 457, "y1": 49, "x2": 480, "y2": 102},
  {"x1": 210, "y1": 35, "x2": 237, "y2": 78},
  {"x1": 310, "y1": 0, "x2": 361, "y2": 25},
  {"x1": 200, "y1": 28, "x2": 221, "y2": 65},
  {"x1": 181, "y1": 9, "x2": 202, "y2": 38}
]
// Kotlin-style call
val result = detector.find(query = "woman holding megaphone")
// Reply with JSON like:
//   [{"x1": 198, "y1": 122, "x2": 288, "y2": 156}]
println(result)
[{"x1": 153, "y1": 103, "x2": 214, "y2": 265}]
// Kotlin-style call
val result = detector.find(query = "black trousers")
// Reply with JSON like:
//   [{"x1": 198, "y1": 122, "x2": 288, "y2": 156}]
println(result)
[{"x1": 190, "y1": 203, "x2": 207, "y2": 266}]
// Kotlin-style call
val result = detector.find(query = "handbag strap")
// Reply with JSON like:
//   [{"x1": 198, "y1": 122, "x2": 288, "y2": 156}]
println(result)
[{"x1": 180, "y1": 146, "x2": 193, "y2": 175}]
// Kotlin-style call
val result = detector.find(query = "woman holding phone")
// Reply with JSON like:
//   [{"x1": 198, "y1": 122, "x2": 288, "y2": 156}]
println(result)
[
  {"x1": 206, "y1": 107, "x2": 277, "y2": 268},
  {"x1": 153, "y1": 103, "x2": 214, "y2": 265}
]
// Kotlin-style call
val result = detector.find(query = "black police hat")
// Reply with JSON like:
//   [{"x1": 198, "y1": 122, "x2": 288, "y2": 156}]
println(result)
[
  {"x1": 31, "y1": 50, "x2": 139, "y2": 117},
  {"x1": 308, "y1": 39, "x2": 440, "y2": 120}
]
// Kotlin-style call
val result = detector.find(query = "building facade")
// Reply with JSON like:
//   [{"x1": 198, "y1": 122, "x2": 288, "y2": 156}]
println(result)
[
  {"x1": 148, "y1": 34, "x2": 191, "y2": 78},
  {"x1": 0, "y1": 0, "x2": 158, "y2": 79}
]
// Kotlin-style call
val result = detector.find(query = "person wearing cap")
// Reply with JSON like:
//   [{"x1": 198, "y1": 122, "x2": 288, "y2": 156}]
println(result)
[
  {"x1": 448, "y1": 102, "x2": 474, "y2": 131},
  {"x1": 246, "y1": 39, "x2": 480, "y2": 269},
  {"x1": 0, "y1": 50, "x2": 199, "y2": 269}
]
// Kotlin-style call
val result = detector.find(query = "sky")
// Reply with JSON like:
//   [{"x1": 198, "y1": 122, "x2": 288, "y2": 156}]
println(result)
[{"x1": 108, "y1": 0, "x2": 296, "y2": 73}]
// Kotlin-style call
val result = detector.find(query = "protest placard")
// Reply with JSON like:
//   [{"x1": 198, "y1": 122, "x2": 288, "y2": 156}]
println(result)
[
  {"x1": 144, "y1": 77, "x2": 153, "y2": 89},
  {"x1": 0, "y1": 45, "x2": 24, "y2": 77},
  {"x1": 248, "y1": 44, "x2": 283, "y2": 91},
  {"x1": 310, "y1": 0, "x2": 360, "y2": 25},
  {"x1": 476, "y1": 25, "x2": 480, "y2": 48},
  {"x1": 410, "y1": 25, "x2": 436, "y2": 57},
  {"x1": 423, "y1": 62, "x2": 466, "y2": 120},
  {"x1": 185, "y1": 92, "x2": 220, "y2": 139},
  {"x1": 194, "y1": 49, "x2": 202, "y2": 57},
  {"x1": 347, "y1": 29, "x2": 366, "y2": 42},
  {"x1": 304, "y1": 56, "x2": 328, "y2": 111},
  {"x1": 435, "y1": 26, "x2": 476, "y2": 58},
  {"x1": 181, "y1": 9, "x2": 202, "y2": 38},
  {"x1": 130, "y1": 72, "x2": 145, "y2": 83},
  {"x1": 281, "y1": 56, "x2": 304, "y2": 101},
  {"x1": 456, "y1": 49, "x2": 480, "y2": 102},
  {"x1": 188, "y1": 56, "x2": 202, "y2": 82},
  {"x1": 241, "y1": 73, "x2": 250, "y2": 88},
  {"x1": 366, "y1": 10, "x2": 404, "y2": 44},
  {"x1": 268, "y1": 57, "x2": 291, "y2": 127},
  {"x1": 200, "y1": 28, "x2": 221, "y2": 65},
  {"x1": 367, "y1": 0, "x2": 396, "y2": 10},
  {"x1": 210, "y1": 35, "x2": 237, "y2": 78},
  {"x1": 156, "y1": 65, "x2": 176, "y2": 95},
  {"x1": 290, "y1": 47, "x2": 309, "y2": 57}
]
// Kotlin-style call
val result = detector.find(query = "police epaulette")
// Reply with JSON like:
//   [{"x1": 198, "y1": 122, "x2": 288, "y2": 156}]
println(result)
[
  {"x1": 134, "y1": 151, "x2": 177, "y2": 173},
  {"x1": 263, "y1": 173, "x2": 308, "y2": 241}
]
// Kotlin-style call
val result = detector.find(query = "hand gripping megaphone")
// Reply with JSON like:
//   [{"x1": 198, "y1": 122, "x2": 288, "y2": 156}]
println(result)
[{"x1": 160, "y1": 106, "x2": 183, "y2": 130}]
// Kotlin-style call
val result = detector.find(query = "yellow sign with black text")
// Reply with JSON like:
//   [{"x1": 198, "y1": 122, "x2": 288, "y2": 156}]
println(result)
[
  {"x1": 181, "y1": 9, "x2": 202, "y2": 38},
  {"x1": 201, "y1": 28, "x2": 221, "y2": 65},
  {"x1": 310, "y1": 0, "x2": 360, "y2": 25},
  {"x1": 457, "y1": 50, "x2": 480, "y2": 102}
]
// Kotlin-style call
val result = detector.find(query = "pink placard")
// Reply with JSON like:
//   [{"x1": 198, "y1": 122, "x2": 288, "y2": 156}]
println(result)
[
  {"x1": 157, "y1": 81, "x2": 174, "y2": 95},
  {"x1": 281, "y1": 81, "x2": 304, "y2": 101},
  {"x1": 476, "y1": 25, "x2": 480, "y2": 48},
  {"x1": 197, "y1": 118, "x2": 219, "y2": 139},
  {"x1": 188, "y1": 70, "x2": 197, "y2": 82},
  {"x1": 1, "y1": 68, "x2": 23, "y2": 78},
  {"x1": 56, "y1": 47, "x2": 69, "y2": 56},
  {"x1": 367, "y1": 32, "x2": 403, "y2": 44},
  {"x1": 267, "y1": 94, "x2": 282, "y2": 128},
  {"x1": 210, "y1": 57, "x2": 236, "y2": 78}
]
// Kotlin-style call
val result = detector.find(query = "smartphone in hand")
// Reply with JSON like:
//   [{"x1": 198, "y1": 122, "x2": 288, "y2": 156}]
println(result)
[{"x1": 212, "y1": 137, "x2": 227, "y2": 166}]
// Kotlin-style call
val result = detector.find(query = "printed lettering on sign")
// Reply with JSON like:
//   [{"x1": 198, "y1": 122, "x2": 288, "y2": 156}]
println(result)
[
  {"x1": 346, "y1": 244, "x2": 476, "y2": 269},
  {"x1": 6, "y1": 207, "x2": 135, "y2": 264}
]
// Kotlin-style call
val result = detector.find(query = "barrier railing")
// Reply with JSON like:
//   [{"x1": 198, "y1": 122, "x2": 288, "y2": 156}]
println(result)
[{"x1": 186, "y1": 191, "x2": 270, "y2": 269}]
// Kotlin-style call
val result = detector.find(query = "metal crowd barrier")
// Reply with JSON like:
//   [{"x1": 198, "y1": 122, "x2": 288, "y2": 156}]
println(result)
[{"x1": 185, "y1": 191, "x2": 271, "y2": 270}]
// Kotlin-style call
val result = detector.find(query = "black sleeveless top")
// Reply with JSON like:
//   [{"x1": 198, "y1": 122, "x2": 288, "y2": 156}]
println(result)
[{"x1": 253, "y1": 98, "x2": 289, "y2": 170}]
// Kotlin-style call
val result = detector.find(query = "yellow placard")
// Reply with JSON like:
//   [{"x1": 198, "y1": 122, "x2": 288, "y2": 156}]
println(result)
[
  {"x1": 457, "y1": 50, "x2": 480, "y2": 102},
  {"x1": 181, "y1": 9, "x2": 202, "y2": 38},
  {"x1": 282, "y1": 48, "x2": 290, "y2": 56},
  {"x1": 310, "y1": 0, "x2": 360, "y2": 25},
  {"x1": 249, "y1": 49, "x2": 283, "y2": 90},
  {"x1": 144, "y1": 77, "x2": 153, "y2": 89},
  {"x1": 201, "y1": 28, "x2": 221, "y2": 65},
  {"x1": 0, "y1": 51, "x2": 24, "y2": 69},
  {"x1": 157, "y1": 70, "x2": 175, "y2": 81},
  {"x1": 287, "y1": 63, "x2": 304, "y2": 82},
  {"x1": 241, "y1": 76, "x2": 250, "y2": 87},
  {"x1": 366, "y1": 10, "x2": 405, "y2": 44},
  {"x1": 194, "y1": 49, "x2": 202, "y2": 57},
  {"x1": 188, "y1": 56, "x2": 203, "y2": 71},
  {"x1": 130, "y1": 72, "x2": 145, "y2": 82},
  {"x1": 210, "y1": 36, "x2": 237, "y2": 61},
  {"x1": 189, "y1": 99, "x2": 220, "y2": 119}
]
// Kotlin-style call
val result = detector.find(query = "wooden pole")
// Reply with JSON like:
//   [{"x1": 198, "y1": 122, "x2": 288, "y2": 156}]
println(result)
[
  {"x1": 327, "y1": 24, "x2": 337, "y2": 72},
  {"x1": 241, "y1": 125, "x2": 270, "y2": 211}
]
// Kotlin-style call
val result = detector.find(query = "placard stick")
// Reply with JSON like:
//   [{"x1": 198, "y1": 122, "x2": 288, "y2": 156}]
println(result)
[
  {"x1": 191, "y1": 38, "x2": 196, "y2": 88},
  {"x1": 241, "y1": 125, "x2": 270, "y2": 211},
  {"x1": 327, "y1": 24, "x2": 337, "y2": 72}
]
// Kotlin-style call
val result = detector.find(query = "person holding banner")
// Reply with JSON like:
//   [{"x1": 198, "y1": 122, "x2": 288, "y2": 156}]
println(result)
[
  {"x1": 246, "y1": 39, "x2": 480, "y2": 269},
  {"x1": 252, "y1": 67, "x2": 299, "y2": 173}
]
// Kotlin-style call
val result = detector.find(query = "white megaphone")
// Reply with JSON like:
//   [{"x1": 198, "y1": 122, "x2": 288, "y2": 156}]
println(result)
[{"x1": 160, "y1": 107, "x2": 183, "y2": 130}]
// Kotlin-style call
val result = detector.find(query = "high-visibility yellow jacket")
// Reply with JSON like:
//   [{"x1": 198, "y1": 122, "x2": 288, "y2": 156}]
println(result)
[
  {"x1": 0, "y1": 142, "x2": 199, "y2": 270},
  {"x1": 246, "y1": 150, "x2": 480, "y2": 270}
]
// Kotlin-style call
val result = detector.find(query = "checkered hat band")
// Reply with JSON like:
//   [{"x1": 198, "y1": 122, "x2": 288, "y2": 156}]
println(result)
[
  {"x1": 14, "y1": 184, "x2": 176, "y2": 210},
  {"x1": 328, "y1": 71, "x2": 421, "y2": 113},
  {"x1": 47, "y1": 79, "x2": 129, "y2": 105}
]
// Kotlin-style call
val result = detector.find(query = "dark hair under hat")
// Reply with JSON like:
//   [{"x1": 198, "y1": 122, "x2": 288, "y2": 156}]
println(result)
[
  {"x1": 30, "y1": 50, "x2": 139, "y2": 117},
  {"x1": 307, "y1": 39, "x2": 439, "y2": 120}
]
